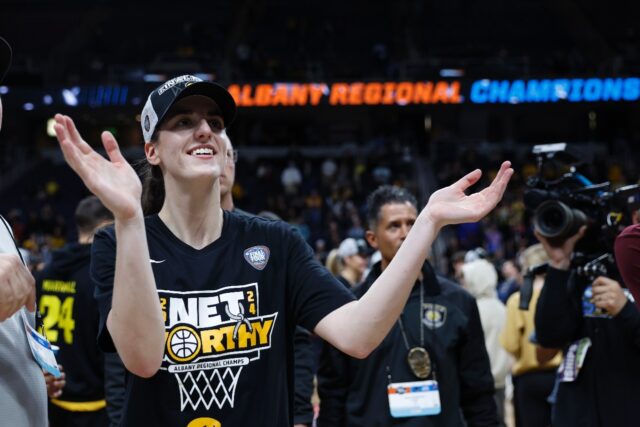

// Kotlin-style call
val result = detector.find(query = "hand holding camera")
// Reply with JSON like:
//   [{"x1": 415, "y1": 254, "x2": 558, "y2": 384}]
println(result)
[{"x1": 591, "y1": 276, "x2": 628, "y2": 317}]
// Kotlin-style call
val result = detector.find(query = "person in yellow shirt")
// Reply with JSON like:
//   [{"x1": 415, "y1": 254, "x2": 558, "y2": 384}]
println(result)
[{"x1": 501, "y1": 244, "x2": 561, "y2": 427}]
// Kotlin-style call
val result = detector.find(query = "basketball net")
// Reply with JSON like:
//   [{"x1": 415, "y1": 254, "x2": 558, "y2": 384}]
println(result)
[{"x1": 174, "y1": 366, "x2": 243, "y2": 411}]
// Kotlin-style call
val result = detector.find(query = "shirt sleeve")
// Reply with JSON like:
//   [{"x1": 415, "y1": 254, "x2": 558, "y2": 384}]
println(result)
[
  {"x1": 534, "y1": 267, "x2": 582, "y2": 348},
  {"x1": 90, "y1": 226, "x2": 117, "y2": 352},
  {"x1": 615, "y1": 224, "x2": 640, "y2": 309},
  {"x1": 285, "y1": 226, "x2": 355, "y2": 331}
]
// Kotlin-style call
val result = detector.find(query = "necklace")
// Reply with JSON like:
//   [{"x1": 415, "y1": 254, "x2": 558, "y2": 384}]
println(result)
[{"x1": 398, "y1": 282, "x2": 432, "y2": 379}]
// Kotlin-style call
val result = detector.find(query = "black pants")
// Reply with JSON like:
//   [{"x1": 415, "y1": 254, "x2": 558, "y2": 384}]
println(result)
[
  {"x1": 48, "y1": 403, "x2": 110, "y2": 427},
  {"x1": 513, "y1": 370, "x2": 556, "y2": 427}
]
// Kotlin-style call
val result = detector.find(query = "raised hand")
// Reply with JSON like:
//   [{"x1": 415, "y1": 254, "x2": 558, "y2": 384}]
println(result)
[
  {"x1": 424, "y1": 161, "x2": 514, "y2": 229},
  {"x1": 0, "y1": 253, "x2": 36, "y2": 321},
  {"x1": 53, "y1": 114, "x2": 142, "y2": 221}
]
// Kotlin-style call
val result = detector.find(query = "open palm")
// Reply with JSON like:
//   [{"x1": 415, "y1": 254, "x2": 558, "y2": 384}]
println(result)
[
  {"x1": 53, "y1": 114, "x2": 142, "y2": 221},
  {"x1": 426, "y1": 161, "x2": 513, "y2": 228}
]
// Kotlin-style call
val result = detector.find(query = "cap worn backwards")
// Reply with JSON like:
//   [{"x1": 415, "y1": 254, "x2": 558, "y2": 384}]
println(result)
[
  {"x1": 0, "y1": 37, "x2": 12, "y2": 85},
  {"x1": 140, "y1": 74, "x2": 237, "y2": 143}
]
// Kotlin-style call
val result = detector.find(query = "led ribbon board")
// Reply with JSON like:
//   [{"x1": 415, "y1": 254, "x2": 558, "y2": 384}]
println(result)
[{"x1": 469, "y1": 78, "x2": 640, "y2": 104}]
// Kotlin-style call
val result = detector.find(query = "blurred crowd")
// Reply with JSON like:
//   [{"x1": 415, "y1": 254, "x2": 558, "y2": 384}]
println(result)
[{"x1": 4, "y1": 139, "x2": 638, "y2": 285}]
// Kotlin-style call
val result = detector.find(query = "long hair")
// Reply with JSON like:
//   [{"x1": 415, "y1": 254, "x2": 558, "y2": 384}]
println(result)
[
  {"x1": 139, "y1": 161, "x2": 164, "y2": 215},
  {"x1": 138, "y1": 137, "x2": 165, "y2": 215},
  {"x1": 325, "y1": 248, "x2": 343, "y2": 276}
]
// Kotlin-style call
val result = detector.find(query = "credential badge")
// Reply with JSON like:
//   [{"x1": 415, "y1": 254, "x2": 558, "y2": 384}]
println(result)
[{"x1": 244, "y1": 245, "x2": 270, "y2": 271}]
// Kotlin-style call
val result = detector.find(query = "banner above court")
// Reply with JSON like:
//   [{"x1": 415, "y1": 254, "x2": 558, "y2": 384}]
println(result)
[{"x1": 2, "y1": 77, "x2": 639, "y2": 111}]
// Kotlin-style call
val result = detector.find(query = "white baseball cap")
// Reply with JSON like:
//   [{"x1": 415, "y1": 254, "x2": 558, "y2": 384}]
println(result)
[{"x1": 338, "y1": 238, "x2": 368, "y2": 258}]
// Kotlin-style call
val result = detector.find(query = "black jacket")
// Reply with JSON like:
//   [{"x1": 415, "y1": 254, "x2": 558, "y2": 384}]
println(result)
[
  {"x1": 317, "y1": 261, "x2": 497, "y2": 427},
  {"x1": 293, "y1": 326, "x2": 315, "y2": 425},
  {"x1": 36, "y1": 243, "x2": 105, "y2": 403},
  {"x1": 535, "y1": 267, "x2": 640, "y2": 427},
  {"x1": 37, "y1": 242, "x2": 125, "y2": 424}
]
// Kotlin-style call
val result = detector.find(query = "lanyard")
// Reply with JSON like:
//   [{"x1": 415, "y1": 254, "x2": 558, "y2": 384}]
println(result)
[
  {"x1": 389, "y1": 280, "x2": 438, "y2": 381},
  {"x1": 397, "y1": 282, "x2": 424, "y2": 350}
]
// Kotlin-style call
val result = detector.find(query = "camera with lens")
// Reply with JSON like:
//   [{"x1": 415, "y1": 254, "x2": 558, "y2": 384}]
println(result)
[
  {"x1": 524, "y1": 143, "x2": 639, "y2": 257},
  {"x1": 518, "y1": 144, "x2": 639, "y2": 310}
]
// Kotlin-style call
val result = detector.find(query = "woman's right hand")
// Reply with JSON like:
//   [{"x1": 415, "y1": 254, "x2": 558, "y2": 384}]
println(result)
[{"x1": 53, "y1": 114, "x2": 143, "y2": 222}]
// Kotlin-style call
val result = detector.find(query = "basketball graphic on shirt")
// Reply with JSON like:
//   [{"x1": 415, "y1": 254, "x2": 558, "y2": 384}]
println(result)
[
  {"x1": 160, "y1": 284, "x2": 278, "y2": 411},
  {"x1": 173, "y1": 330, "x2": 197, "y2": 357},
  {"x1": 167, "y1": 326, "x2": 201, "y2": 363}
]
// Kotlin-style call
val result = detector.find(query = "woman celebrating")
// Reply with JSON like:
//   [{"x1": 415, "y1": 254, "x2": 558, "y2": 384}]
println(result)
[{"x1": 54, "y1": 75, "x2": 513, "y2": 427}]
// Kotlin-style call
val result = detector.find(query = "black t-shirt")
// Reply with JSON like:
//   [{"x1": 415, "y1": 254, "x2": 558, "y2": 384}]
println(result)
[
  {"x1": 91, "y1": 211, "x2": 354, "y2": 427},
  {"x1": 36, "y1": 242, "x2": 105, "y2": 403}
]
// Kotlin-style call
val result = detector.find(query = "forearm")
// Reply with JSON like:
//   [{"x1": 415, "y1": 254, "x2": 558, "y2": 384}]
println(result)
[
  {"x1": 316, "y1": 213, "x2": 438, "y2": 357},
  {"x1": 315, "y1": 162, "x2": 513, "y2": 355},
  {"x1": 107, "y1": 215, "x2": 165, "y2": 377}
]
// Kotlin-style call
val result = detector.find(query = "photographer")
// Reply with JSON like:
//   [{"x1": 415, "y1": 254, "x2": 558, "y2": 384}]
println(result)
[{"x1": 534, "y1": 226, "x2": 640, "y2": 427}]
